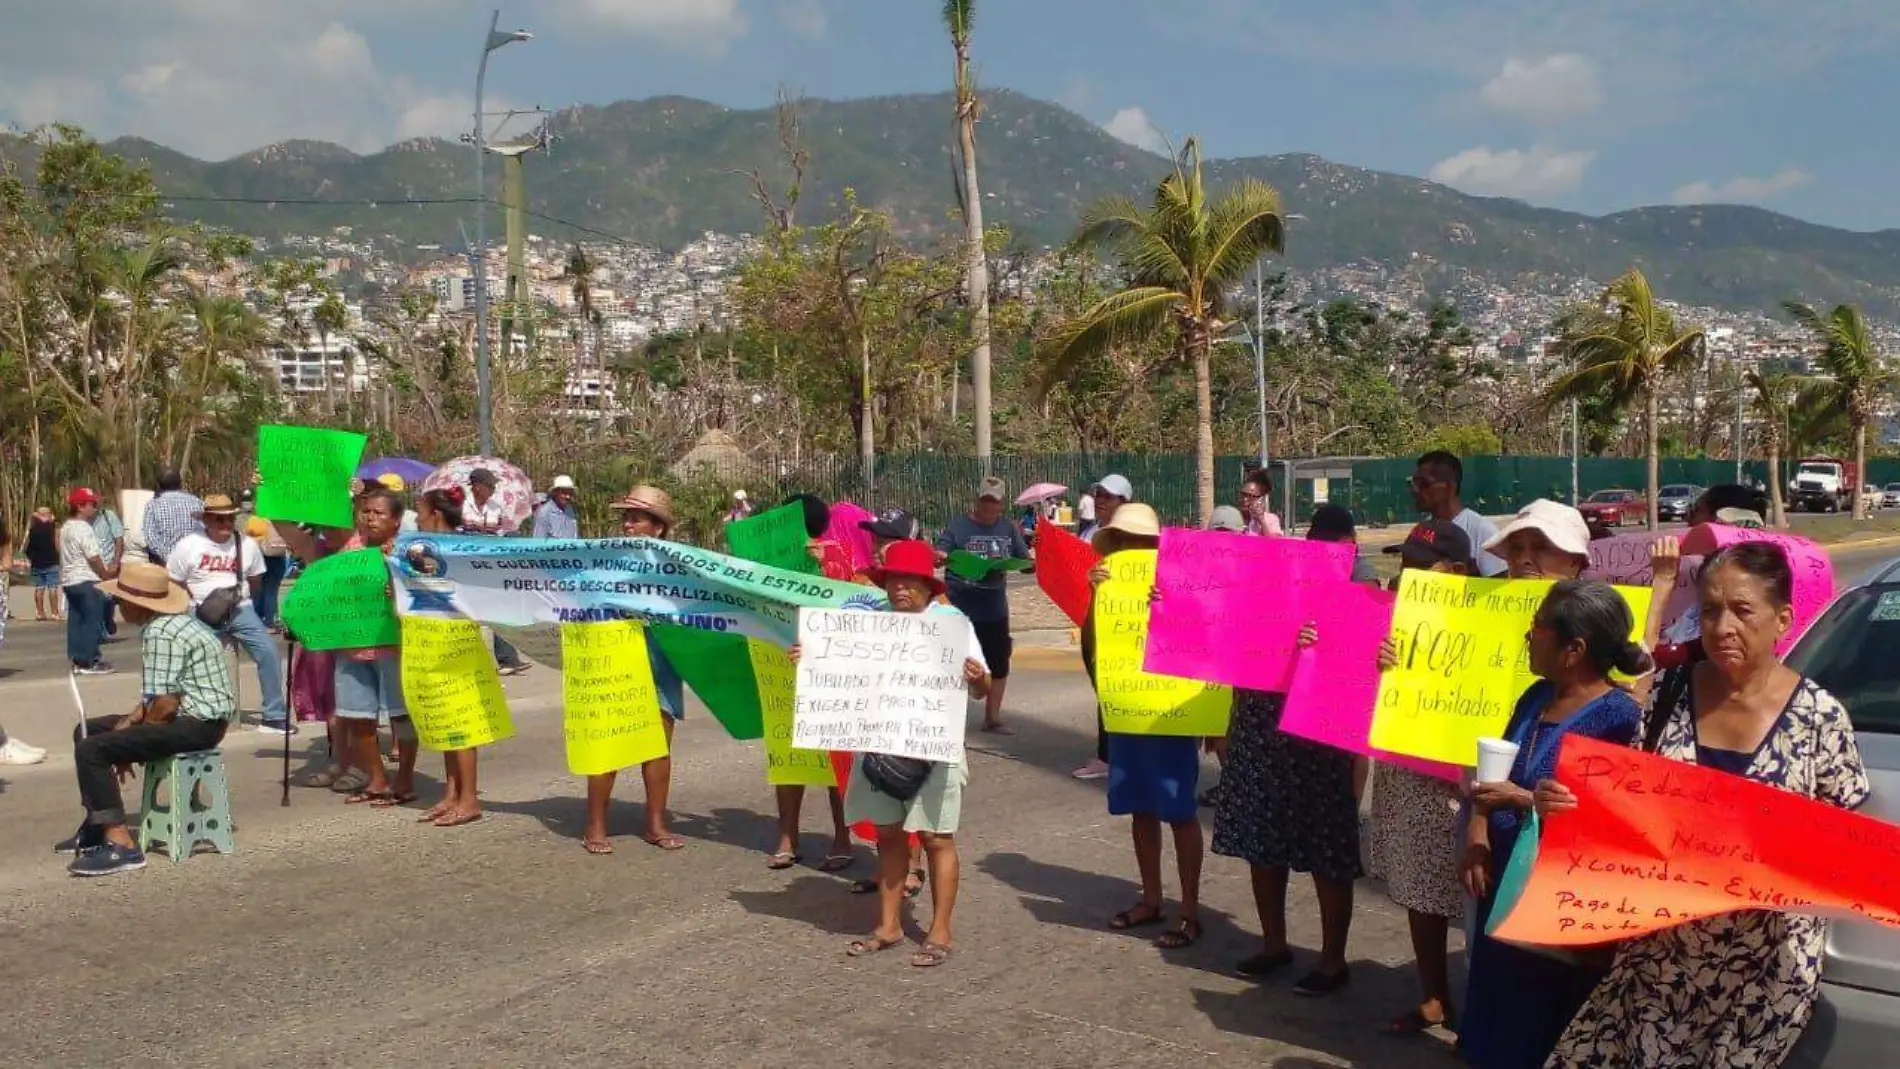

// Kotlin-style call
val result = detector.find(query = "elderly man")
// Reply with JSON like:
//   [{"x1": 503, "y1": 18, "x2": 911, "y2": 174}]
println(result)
[
  {"x1": 532, "y1": 475, "x2": 580, "y2": 539},
  {"x1": 465, "y1": 468, "x2": 509, "y2": 534},
  {"x1": 936, "y1": 476, "x2": 1029, "y2": 734},
  {"x1": 167, "y1": 494, "x2": 289, "y2": 734},
  {"x1": 141, "y1": 470, "x2": 204, "y2": 564},
  {"x1": 57, "y1": 560, "x2": 237, "y2": 877}
]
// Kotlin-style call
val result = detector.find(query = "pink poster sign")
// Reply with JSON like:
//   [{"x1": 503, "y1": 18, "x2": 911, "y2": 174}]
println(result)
[
  {"x1": 1143, "y1": 529, "x2": 1355, "y2": 691},
  {"x1": 1278, "y1": 585, "x2": 1463, "y2": 782},
  {"x1": 1586, "y1": 532, "x2": 1700, "y2": 633},
  {"x1": 1681, "y1": 524, "x2": 1836, "y2": 654}
]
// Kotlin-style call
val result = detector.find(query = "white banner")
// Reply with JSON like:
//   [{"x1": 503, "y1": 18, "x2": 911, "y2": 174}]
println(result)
[{"x1": 792, "y1": 608, "x2": 970, "y2": 762}]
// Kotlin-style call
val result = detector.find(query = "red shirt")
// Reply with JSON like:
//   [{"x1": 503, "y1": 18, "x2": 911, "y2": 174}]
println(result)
[{"x1": 815, "y1": 539, "x2": 855, "y2": 582}]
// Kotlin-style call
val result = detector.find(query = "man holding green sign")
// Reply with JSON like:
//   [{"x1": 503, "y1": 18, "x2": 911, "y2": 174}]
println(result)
[{"x1": 936, "y1": 476, "x2": 1032, "y2": 734}]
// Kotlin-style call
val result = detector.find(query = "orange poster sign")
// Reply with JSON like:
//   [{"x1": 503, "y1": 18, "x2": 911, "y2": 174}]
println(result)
[{"x1": 1489, "y1": 735, "x2": 1900, "y2": 947}]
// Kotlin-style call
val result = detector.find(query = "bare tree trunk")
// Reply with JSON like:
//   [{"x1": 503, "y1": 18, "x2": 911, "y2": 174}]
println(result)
[
  {"x1": 1645, "y1": 387, "x2": 1660, "y2": 530},
  {"x1": 1191, "y1": 330, "x2": 1215, "y2": 525},
  {"x1": 1767, "y1": 437, "x2": 1786, "y2": 527},
  {"x1": 1854, "y1": 417, "x2": 1869, "y2": 520},
  {"x1": 860, "y1": 328, "x2": 875, "y2": 501},
  {"x1": 959, "y1": 102, "x2": 992, "y2": 471}
]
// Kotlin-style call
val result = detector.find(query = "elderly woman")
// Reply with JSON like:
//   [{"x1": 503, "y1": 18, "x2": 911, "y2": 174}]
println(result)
[{"x1": 1538, "y1": 542, "x2": 1869, "y2": 1067}]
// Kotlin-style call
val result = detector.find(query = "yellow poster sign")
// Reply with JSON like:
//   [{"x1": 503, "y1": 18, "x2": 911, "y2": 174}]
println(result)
[
  {"x1": 1369, "y1": 571, "x2": 1652, "y2": 765},
  {"x1": 751, "y1": 640, "x2": 835, "y2": 787},
  {"x1": 560, "y1": 620, "x2": 671, "y2": 776},
  {"x1": 400, "y1": 616, "x2": 517, "y2": 751},
  {"x1": 1094, "y1": 550, "x2": 1232, "y2": 736}
]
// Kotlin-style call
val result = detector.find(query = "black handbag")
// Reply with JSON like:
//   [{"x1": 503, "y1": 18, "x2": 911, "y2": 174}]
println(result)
[
  {"x1": 859, "y1": 752, "x2": 935, "y2": 802},
  {"x1": 195, "y1": 533, "x2": 244, "y2": 630}
]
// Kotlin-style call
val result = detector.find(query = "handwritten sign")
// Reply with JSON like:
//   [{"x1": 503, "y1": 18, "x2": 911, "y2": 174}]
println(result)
[
  {"x1": 279, "y1": 549, "x2": 398, "y2": 650},
  {"x1": 1035, "y1": 524, "x2": 1098, "y2": 627},
  {"x1": 1682, "y1": 524, "x2": 1835, "y2": 653},
  {"x1": 255, "y1": 424, "x2": 366, "y2": 529},
  {"x1": 1145, "y1": 528, "x2": 1354, "y2": 690},
  {"x1": 1278, "y1": 587, "x2": 1462, "y2": 782},
  {"x1": 726, "y1": 502, "x2": 818, "y2": 576},
  {"x1": 754, "y1": 641, "x2": 834, "y2": 786},
  {"x1": 1489, "y1": 735, "x2": 1900, "y2": 947},
  {"x1": 1370, "y1": 571, "x2": 1650, "y2": 766},
  {"x1": 1094, "y1": 549, "x2": 1233, "y2": 736},
  {"x1": 400, "y1": 616, "x2": 516, "y2": 751},
  {"x1": 1587, "y1": 532, "x2": 1700, "y2": 634},
  {"x1": 945, "y1": 550, "x2": 1032, "y2": 581},
  {"x1": 792, "y1": 608, "x2": 969, "y2": 760},
  {"x1": 560, "y1": 620, "x2": 669, "y2": 775}
]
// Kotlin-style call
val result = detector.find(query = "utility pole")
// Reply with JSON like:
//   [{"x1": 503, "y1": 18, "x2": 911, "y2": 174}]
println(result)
[
  {"x1": 1570, "y1": 396, "x2": 1580, "y2": 505},
  {"x1": 1254, "y1": 262, "x2": 1270, "y2": 470},
  {"x1": 1734, "y1": 383, "x2": 1745, "y2": 483},
  {"x1": 471, "y1": 10, "x2": 532, "y2": 457}
]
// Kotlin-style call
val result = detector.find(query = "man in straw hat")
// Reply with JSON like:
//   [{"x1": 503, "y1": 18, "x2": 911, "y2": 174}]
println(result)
[
  {"x1": 57, "y1": 561, "x2": 236, "y2": 877},
  {"x1": 167, "y1": 493, "x2": 290, "y2": 735}
]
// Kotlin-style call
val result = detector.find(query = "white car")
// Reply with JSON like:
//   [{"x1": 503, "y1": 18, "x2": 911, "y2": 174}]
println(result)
[{"x1": 1882, "y1": 484, "x2": 1900, "y2": 510}]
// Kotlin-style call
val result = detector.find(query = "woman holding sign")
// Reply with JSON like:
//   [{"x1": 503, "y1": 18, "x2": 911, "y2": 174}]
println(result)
[
  {"x1": 1540, "y1": 543, "x2": 1869, "y2": 1068},
  {"x1": 1458, "y1": 579, "x2": 1645, "y2": 1069},
  {"x1": 413, "y1": 487, "x2": 485, "y2": 827}
]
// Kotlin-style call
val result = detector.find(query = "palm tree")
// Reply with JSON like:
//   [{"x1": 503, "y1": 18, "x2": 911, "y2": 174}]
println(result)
[
  {"x1": 1542, "y1": 268, "x2": 1706, "y2": 529},
  {"x1": 1744, "y1": 368, "x2": 1797, "y2": 526},
  {"x1": 565, "y1": 245, "x2": 604, "y2": 422},
  {"x1": 1039, "y1": 138, "x2": 1286, "y2": 522},
  {"x1": 944, "y1": 0, "x2": 993, "y2": 468},
  {"x1": 1783, "y1": 300, "x2": 1892, "y2": 520},
  {"x1": 313, "y1": 292, "x2": 348, "y2": 421}
]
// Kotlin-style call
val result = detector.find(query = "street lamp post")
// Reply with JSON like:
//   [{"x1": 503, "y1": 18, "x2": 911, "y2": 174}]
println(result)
[{"x1": 473, "y1": 10, "x2": 532, "y2": 457}]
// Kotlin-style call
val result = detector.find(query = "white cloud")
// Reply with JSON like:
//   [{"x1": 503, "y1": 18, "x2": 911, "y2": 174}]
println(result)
[
  {"x1": 1104, "y1": 107, "x2": 1168, "y2": 155},
  {"x1": 560, "y1": 0, "x2": 747, "y2": 51},
  {"x1": 1479, "y1": 54, "x2": 1603, "y2": 125},
  {"x1": 1428, "y1": 143, "x2": 1596, "y2": 199},
  {"x1": 1672, "y1": 167, "x2": 1814, "y2": 204},
  {"x1": 780, "y1": 0, "x2": 827, "y2": 40}
]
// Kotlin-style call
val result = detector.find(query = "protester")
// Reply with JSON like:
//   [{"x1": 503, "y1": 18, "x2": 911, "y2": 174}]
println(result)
[
  {"x1": 1207, "y1": 505, "x2": 1246, "y2": 534},
  {"x1": 1371, "y1": 519, "x2": 1478, "y2": 1035},
  {"x1": 61, "y1": 489, "x2": 118, "y2": 675},
  {"x1": 1540, "y1": 541, "x2": 1869, "y2": 1067},
  {"x1": 1308, "y1": 504, "x2": 1379, "y2": 584},
  {"x1": 1408, "y1": 451, "x2": 1504, "y2": 576},
  {"x1": 413, "y1": 487, "x2": 484, "y2": 828},
  {"x1": 374, "y1": 474, "x2": 420, "y2": 533},
  {"x1": 1239, "y1": 468, "x2": 1283, "y2": 536},
  {"x1": 166, "y1": 494, "x2": 291, "y2": 735},
  {"x1": 56, "y1": 561, "x2": 236, "y2": 877},
  {"x1": 1460, "y1": 580, "x2": 1646, "y2": 1069},
  {"x1": 936, "y1": 476, "x2": 1030, "y2": 734},
  {"x1": 809, "y1": 539, "x2": 990, "y2": 967},
  {"x1": 1076, "y1": 473, "x2": 1131, "y2": 542},
  {"x1": 858, "y1": 507, "x2": 923, "y2": 567},
  {"x1": 1207, "y1": 510, "x2": 1369, "y2": 993},
  {"x1": 141, "y1": 470, "x2": 205, "y2": 564},
  {"x1": 0, "y1": 512, "x2": 48, "y2": 765},
  {"x1": 1655, "y1": 483, "x2": 1772, "y2": 657},
  {"x1": 532, "y1": 475, "x2": 580, "y2": 539},
  {"x1": 1486, "y1": 499, "x2": 1591, "y2": 581},
  {"x1": 1686, "y1": 483, "x2": 1768, "y2": 529},
  {"x1": 238, "y1": 491, "x2": 292, "y2": 631},
  {"x1": 786, "y1": 493, "x2": 854, "y2": 580},
  {"x1": 26, "y1": 505, "x2": 63, "y2": 621},
  {"x1": 465, "y1": 468, "x2": 528, "y2": 676},
  {"x1": 1082, "y1": 504, "x2": 1205, "y2": 949},
  {"x1": 90, "y1": 499, "x2": 125, "y2": 639},
  {"x1": 581, "y1": 485, "x2": 687, "y2": 854},
  {"x1": 726, "y1": 490, "x2": 753, "y2": 524}
]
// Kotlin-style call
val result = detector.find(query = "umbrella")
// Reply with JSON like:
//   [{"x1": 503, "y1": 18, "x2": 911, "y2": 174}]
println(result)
[
  {"x1": 357, "y1": 456, "x2": 435, "y2": 486},
  {"x1": 1015, "y1": 482, "x2": 1068, "y2": 506},
  {"x1": 423, "y1": 456, "x2": 534, "y2": 533}
]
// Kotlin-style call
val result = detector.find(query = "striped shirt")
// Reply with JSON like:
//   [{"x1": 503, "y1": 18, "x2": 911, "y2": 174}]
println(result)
[
  {"x1": 142, "y1": 491, "x2": 206, "y2": 563},
  {"x1": 140, "y1": 613, "x2": 237, "y2": 722}
]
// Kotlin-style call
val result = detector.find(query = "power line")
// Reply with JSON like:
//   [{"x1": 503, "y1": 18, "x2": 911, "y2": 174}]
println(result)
[
  {"x1": 515, "y1": 206, "x2": 647, "y2": 248},
  {"x1": 161, "y1": 195, "x2": 485, "y2": 207}
]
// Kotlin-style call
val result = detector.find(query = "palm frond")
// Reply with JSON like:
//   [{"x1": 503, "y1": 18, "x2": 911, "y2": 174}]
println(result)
[
  {"x1": 942, "y1": 0, "x2": 974, "y2": 40},
  {"x1": 1201, "y1": 177, "x2": 1286, "y2": 287},
  {"x1": 1030, "y1": 286, "x2": 1180, "y2": 401}
]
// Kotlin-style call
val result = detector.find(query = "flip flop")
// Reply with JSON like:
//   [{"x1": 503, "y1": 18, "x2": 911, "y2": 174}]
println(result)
[
  {"x1": 344, "y1": 789, "x2": 394, "y2": 806},
  {"x1": 767, "y1": 852, "x2": 801, "y2": 870},
  {"x1": 642, "y1": 834, "x2": 687, "y2": 851},
  {"x1": 330, "y1": 769, "x2": 371, "y2": 794},
  {"x1": 432, "y1": 811, "x2": 483, "y2": 828},
  {"x1": 979, "y1": 722, "x2": 1013, "y2": 735},
  {"x1": 581, "y1": 838, "x2": 614, "y2": 855},
  {"x1": 1109, "y1": 904, "x2": 1164, "y2": 930},
  {"x1": 1236, "y1": 949, "x2": 1295, "y2": 977},
  {"x1": 369, "y1": 792, "x2": 418, "y2": 809},
  {"x1": 1154, "y1": 916, "x2": 1202, "y2": 950},
  {"x1": 910, "y1": 942, "x2": 953, "y2": 968},
  {"x1": 296, "y1": 769, "x2": 341, "y2": 789},
  {"x1": 1386, "y1": 1007, "x2": 1452, "y2": 1035},
  {"x1": 817, "y1": 853, "x2": 854, "y2": 873},
  {"x1": 905, "y1": 869, "x2": 926, "y2": 898},
  {"x1": 846, "y1": 935, "x2": 905, "y2": 958},
  {"x1": 417, "y1": 804, "x2": 451, "y2": 823}
]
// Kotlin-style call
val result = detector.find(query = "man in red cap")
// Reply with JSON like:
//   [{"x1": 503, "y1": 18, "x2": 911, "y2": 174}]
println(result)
[{"x1": 59, "y1": 488, "x2": 119, "y2": 674}]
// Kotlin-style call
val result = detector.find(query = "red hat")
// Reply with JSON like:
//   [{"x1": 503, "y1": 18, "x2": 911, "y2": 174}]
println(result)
[
  {"x1": 868, "y1": 539, "x2": 946, "y2": 597},
  {"x1": 68, "y1": 487, "x2": 99, "y2": 509}
]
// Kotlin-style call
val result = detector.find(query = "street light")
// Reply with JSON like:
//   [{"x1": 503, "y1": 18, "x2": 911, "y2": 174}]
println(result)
[{"x1": 473, "y1": 10, "x2": 532, "y2": 457}]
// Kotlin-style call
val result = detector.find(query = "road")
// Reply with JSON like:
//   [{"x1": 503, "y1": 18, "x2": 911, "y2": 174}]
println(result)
[{"x1": 0, "y1": 537, "x2": 1893, "y2": 1068}]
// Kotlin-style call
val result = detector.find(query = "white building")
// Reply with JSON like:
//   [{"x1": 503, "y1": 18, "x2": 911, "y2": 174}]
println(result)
[{"x1": 275, "y1": 333, "x2": 367, "y2": 397}]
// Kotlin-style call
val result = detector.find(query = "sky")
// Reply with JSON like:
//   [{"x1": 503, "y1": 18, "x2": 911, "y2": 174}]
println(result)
[{"x1": 2, "y1": 0, "x2": 1897, "y2": 231}]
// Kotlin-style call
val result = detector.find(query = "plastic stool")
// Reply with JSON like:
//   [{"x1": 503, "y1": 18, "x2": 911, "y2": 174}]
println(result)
[{"x1": 138, "y1": 750, "x2": 236, "y2": 862}]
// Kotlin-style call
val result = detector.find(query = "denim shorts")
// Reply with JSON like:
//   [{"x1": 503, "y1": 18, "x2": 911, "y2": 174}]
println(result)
[
  {"x1": 31, "y1": 567, "x2": 59, "y2": 589},
  {"x1": 333, "y1": 656, "x2": 407, "y2": 720}
]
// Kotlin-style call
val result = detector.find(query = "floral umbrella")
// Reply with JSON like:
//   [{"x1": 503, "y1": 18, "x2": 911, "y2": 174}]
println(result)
[{"x1": 422, "y1": 456, "x2": 534, "y2": 532}]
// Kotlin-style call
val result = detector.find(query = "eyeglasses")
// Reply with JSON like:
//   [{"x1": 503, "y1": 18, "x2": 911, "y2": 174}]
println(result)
[
  {"x1": 1239, "y1": 489, "x2": 1265, "y2": 500},
  {"x1": 1410, "y1": 475, "x2": 1443, "y2": 490}
]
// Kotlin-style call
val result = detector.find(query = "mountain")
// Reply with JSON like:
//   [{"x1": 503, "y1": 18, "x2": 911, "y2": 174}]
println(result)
[{"x1": 7, "y1": 91, "x2": 1900, "y2": 317}]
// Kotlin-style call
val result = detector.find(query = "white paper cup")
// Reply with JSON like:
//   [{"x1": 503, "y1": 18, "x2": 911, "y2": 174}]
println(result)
[{"x1": 1475, "y1": 738, "x2": 1520, "y2": 783}]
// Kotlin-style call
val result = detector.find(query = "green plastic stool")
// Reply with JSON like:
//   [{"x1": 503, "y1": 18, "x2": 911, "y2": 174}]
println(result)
[{"x1": 138, "y1": 750, "x2": 236, "y2": 862}]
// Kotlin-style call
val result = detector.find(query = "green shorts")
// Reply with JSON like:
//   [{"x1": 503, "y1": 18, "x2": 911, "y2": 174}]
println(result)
[{"x1": 843, "y1": 755, "x2": 967, "y2": 835}]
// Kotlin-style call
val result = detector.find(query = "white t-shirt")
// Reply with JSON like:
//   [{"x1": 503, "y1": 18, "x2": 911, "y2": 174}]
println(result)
[
  {"x1": 1076, "y1": 495, "x2": 1097, "y2": 524},
  {"x1": 1453, "y1": 508, "x2": 1507, "y2": 577},
  {"x1": 469, "y1": 496, "x2": 507, "y2": 534},
  {"x1": 58, "y1": 518, "x2": 103, "y2": 586},
  {"x1": 167, "y1": 532, "x2": 265, "y2": 607}
]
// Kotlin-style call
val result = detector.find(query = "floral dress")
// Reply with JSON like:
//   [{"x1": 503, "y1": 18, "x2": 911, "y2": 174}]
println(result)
[
  {"x1": 1368, "y1": 762, "x2": 1465, "y2": 919},
  {"x1": 1547, "y1": 676, "x2": 1869, "y2": 1069},
  {"x1": 1212, "y1": 690, "x2": 1363, "y2": 883}
]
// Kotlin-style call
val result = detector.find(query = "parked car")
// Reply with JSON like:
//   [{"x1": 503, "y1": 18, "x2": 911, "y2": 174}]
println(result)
[
  {"x1": 1784, "y1": 558, "x2": 1900, "y2": 1068},
  {"x1": 1657, "y1": 484, "x2": 1702, "y2": 523},
  {"x1": 1579, "y1": 489, "x2": 1645, "y2": 528},
  {"x1": 1882, "y1": 484, "x2": 1900, "y2": 510}
]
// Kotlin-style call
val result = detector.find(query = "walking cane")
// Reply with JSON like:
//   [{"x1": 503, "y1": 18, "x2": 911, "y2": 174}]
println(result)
[
  {"x1": 281, "y1": 638, "x2": 297, "y2": 807},
  {"x1": 70, "y1": 668, "x2": 89, "y2": 740}
]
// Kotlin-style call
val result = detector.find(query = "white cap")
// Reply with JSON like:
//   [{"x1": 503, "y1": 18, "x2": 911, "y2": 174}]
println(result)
[
  {"x1": 1208, "y1": 505, "x2": 1246, "y2": 533},
  {"x1": 1485, "y1": 498, "x2": 1590, "y2": 558},
  {"x1": 734, "y1": 489, "x2": 747, "y2": 501},
  {"x1": 550, "y1": 475, "x2": 577, "y2": 491},
  {"x1": 1090, "y1": 474, "x2": 1134, "y2": 500}
]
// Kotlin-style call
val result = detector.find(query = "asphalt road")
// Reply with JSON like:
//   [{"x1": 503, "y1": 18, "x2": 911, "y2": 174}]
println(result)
[{"x1": 0, "y1": 537, "x2": 1894, "y2": 1068}]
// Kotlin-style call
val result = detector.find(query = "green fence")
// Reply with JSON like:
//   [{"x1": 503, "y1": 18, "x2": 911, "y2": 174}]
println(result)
[{"x1": 1344, "y1": 457, "x2": 1779, "y2": 526}]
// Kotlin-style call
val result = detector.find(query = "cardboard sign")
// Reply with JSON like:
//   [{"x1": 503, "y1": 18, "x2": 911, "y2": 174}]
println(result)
[
  {"x1": 1035, "y1": 524, "x2": 1098, "y2": 627},
  {"x1": 1093, "y1": 549, "x2": 1233, "y2": 736},
  {"x1": 279, "y1": 549, "x2": 399, "y2": 651},
  {"x1": 792, "y1": 608, "x2": 970, "y2": 760},
  {"x1": 400, "y1": 616, "x2": 516, "y2": 751},
  {"x1": 726, "y1": 502, "x2": 819, "y2": 576},
  {"x1": 1681, "y1": 524, "x2": 1835, "y2": 654},
  {"x1": 560, "y1": 620, "x2": 670, "y2": 775},
  {"x1": 254, "y1": 424, "x2": 366, "y2": 529}
]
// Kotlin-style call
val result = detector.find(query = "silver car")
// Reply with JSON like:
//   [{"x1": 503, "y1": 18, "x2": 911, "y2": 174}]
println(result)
[
  {"x1": 1785, "y1": 558, "x2": 1900, "y2": 1067},
  {"x1": 1881, "y1": 483, "x2": 1900, "y2": 510}
]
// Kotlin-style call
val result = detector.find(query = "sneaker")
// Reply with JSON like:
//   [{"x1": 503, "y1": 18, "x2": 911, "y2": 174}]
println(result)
[
  {"x1": 255, "y1": 720, "x2": 297, "y2": 737},
  {"x1": 69, "y1": 841, "x2": 147, "y2": 877},
  {"x1": 1071, "y1": 758, "x2": 1110, "y2": 780},
  {"x1": 54, "y1": 823, "x2": 103, "y2": 855},
  {"x1": 0, "y1": 738, "x2": 47, "y2": 765},
  {"x1": 72, "y1": 662, "x2": 115, "y2": 676}
]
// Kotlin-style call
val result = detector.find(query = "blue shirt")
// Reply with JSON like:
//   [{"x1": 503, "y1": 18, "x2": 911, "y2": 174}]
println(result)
[
  {"x1": 936, "y1": 513, "x2": 1029, "y2": 623},
  {"x1": 143, "y1": 492, "x2": 205, "y2": 563},
  {"x1": 532, "y1": 501, "x2": 579, "y2": 540}
]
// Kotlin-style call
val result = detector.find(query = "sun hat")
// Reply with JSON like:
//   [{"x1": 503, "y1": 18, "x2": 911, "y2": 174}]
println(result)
[
  {"x1": 1090, "y1": 502, "x2": 1161, "y2": 553},
  {"x1": 550, "y1": 475, "x2": 577, "y2": 492},
  {"x1": 860, "y1": 507, "x2": 921, "y2": 541},
  {"x1": 1208, "y1": 505, "x2": 1246, "y2": 533},
  {"x1": 868, "y1": 539, "x2": 946, "y2": 598},
  {"x1": 977, "y1": 476, "x2": 1007, "y2": 502},
  {"x1": 612, "y1": 484, "x2": 675, "y2": 528},
  {"x1": 97, "y1": 561, "x2": 191, "y2": 615},
  {"x1": 1384, "y1": 519, "x2": 1476, "y2": 569},
  {"x1": 1089, "y1": 474, "x2": 1134, "y2": 501},
  {"x1": 1484, "y1": 498, "x2": 1590, "y2": 559},
  {"x1": 67, "y1": 487, "x2": 99, "y2": 509},
  {"x1": 197, "y1": 493, "x2": 240, "y2": 517},
  {"x1": 734, "y1": 489, "x2": 748, "y2": 502}
]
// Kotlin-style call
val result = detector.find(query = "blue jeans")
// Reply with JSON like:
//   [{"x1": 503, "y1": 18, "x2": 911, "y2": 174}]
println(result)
[
  {"x1": 220, "y1": 603, "x2": 286, "y2": 722},
  {"x1": 64, "y1": 583, "x2": 105, "y2": 667},
  {"x1": 257, "y1": 555, "x2": 288, "y2": 627}
]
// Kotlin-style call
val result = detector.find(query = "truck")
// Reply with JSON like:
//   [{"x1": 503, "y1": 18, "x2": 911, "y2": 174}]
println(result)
[{"x1": 1789, "y1": 455, "x2": 1859, "y2": 513}]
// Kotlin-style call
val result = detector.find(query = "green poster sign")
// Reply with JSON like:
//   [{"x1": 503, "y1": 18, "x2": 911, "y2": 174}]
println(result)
[
  {"x1": 255, "y1": 424, "x2": 366, "y2": 529},
  {"x1": 280, "y1": 549, "x2": 398, "y2": 650},
  {"x1": 724, "y1": 502, "x2": 818, "y2": 576}
]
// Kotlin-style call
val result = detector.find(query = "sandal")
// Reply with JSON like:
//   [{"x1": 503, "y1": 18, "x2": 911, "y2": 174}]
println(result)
[
  {"x1": 1292, "y1": 967, "x2": 1351, "y2": 997},
  {"x1": 767, "y1": 852, "x2": 801, "y2": 871},
  {"x1": 329, "y1": 769, "x2": 371, "y2": 794},
  {"x1": 905, "y1": 869, "x2": 926, "y2": 898},
  {"x1": 369, "y1": 792, "x2": 418, "y2": 809},
  {"x1": 344, "y1": 789, "x2": 394, "y2": 806},
  {"x1": 910, "y1": 942, "x2": 953, "y2": 968},
  {"x1": 1236, "y1": 949, "x2": 1295, "y2": 977},
  {"x1": 1109, "y1": 904, "x2": 1164, "y2": 930},
  {"x1": 849, "y1": 879, "x2": 878, "y2": 894},
  {"x1": 817, "y1": 853, "x2": 854, "y2": 873},
  {"x1": 642, "y1": 834, "x2": 687, "y2": 851},
  {"x1": 1155, "y1": 916, "x2": 1202, "y2": 949},
  {"x1": 979, "y1": 721, "x2": 1012, "y2": 735},
  {"x1": 296, "y1": 768, "x2": 341, "y2": 789},
  {"x1": 846, "y1": 935, "x2": 905, "y2": 958},
  {"x1": 433, "y1": 810, "x2": 483, "y2": 828},
  {"x1": 581, "y1": 838, "x2": 614, "y2": 855},
  {"x1": 1386, "y1": 1007, "x2": 1453, "y2": 1035}
]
